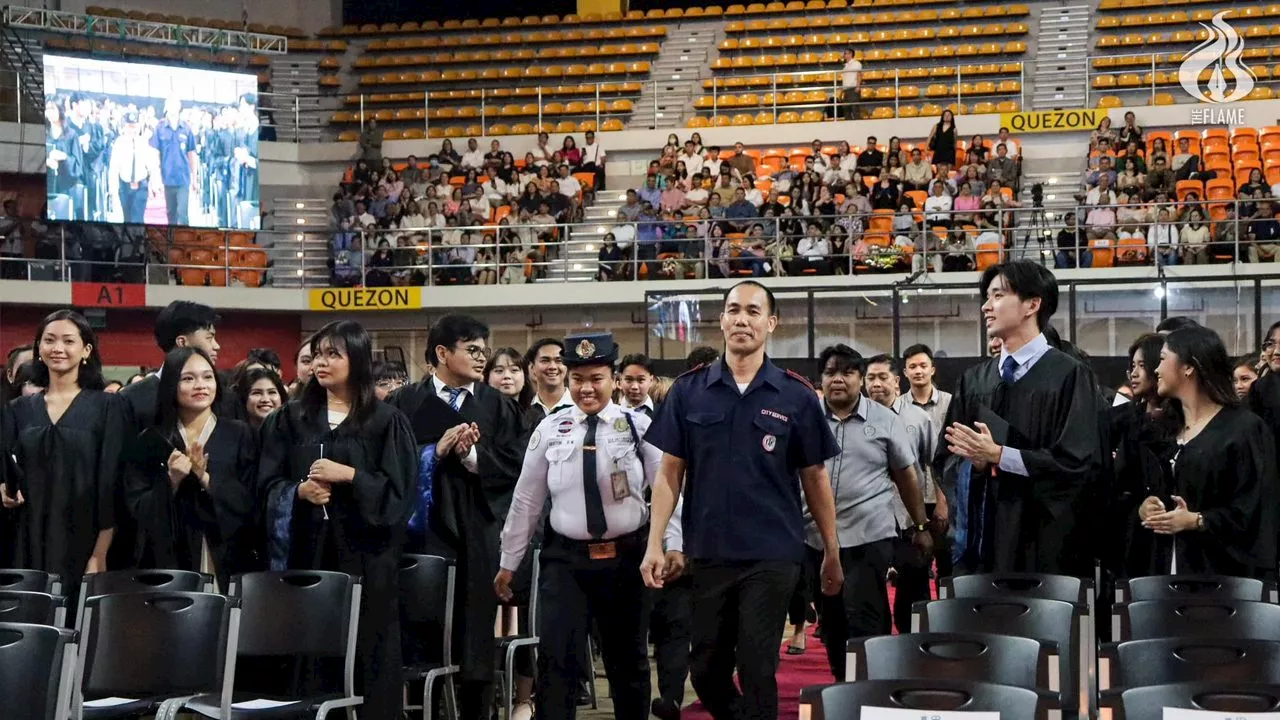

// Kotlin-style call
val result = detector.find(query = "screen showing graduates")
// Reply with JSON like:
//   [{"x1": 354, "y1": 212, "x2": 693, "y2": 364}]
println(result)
[{"x1": 42, "y1": 54, "x2": 261, "y2": 230}]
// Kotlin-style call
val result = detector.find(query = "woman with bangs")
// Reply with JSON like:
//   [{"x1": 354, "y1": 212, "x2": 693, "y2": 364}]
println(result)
[{"x1": 257, "y1": 320, "x2": 417, "y2": 720}]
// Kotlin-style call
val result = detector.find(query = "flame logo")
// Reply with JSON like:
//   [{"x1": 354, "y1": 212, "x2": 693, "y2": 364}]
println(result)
[{"x1": 1179, "y1": 11, "x2": 1255, "y2": 104}]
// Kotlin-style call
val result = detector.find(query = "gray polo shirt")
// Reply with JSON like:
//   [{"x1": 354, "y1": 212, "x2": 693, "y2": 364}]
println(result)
[
  {"x1": 886, "y1": 399, "x2": 934, "y2": 527},
  {"x1": 804, "y1": 396, "x2": 916, "y2": 550},
  {"x1": 893, "y1": 387, "x2": 952, "y2": 503}
]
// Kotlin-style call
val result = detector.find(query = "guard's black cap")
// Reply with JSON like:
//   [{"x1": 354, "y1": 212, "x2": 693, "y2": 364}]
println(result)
[{"x1": 562, "y1": 331, "x2": 618, "y2": 369}]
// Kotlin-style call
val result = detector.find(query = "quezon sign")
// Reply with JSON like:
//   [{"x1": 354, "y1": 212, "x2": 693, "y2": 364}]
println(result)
[
  {"x1": 308, "y1": 287, "x2": 422, "y2": 311},
  {"x1": 999, "y1": 109, "x2": 1106, "y2": 133}
]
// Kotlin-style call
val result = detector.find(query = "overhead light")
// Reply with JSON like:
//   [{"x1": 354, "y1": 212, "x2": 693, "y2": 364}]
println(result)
[
  {"x1": 295, "y1": 218, "x2": 305, "y2": 224},
  {"x1": 295, "y1": 269, "x2": 304, "y2": 276},
  {"x1": 617, "y1": 193, "x2": 627, "y2": 201},
  {"x1": 295, "y1": 202, "x2": 305, "y2": 209},
  {"x1": 296, "y1": 233, "x2": 304, "y2": 241},
  {"x1": 296, "y1": 251, "x2": 304, "y2": 258},
  {"x1": 597, "y1": 226, "x2": 606, "y2": 233},
  {"x1": 1047, "y1": 177, "x2": 1058, "y2": 184},
  {"x1": 572, "y1": 263, "x2": 582, "y2": 270},
  {"x1": 585, "y1": 244, "x2": 595, "y2": 251},
  {"x1": 609, "y1": 210, "x2": 617, "y2": 216},
  {"x1": 1153, "y1": 285, "x2": 1166, "y2": 299}
]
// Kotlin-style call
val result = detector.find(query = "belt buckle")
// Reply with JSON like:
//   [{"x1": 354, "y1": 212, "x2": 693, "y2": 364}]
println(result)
[{"x1": 588, "y1": 541, "x2": 617, "y2": 560}]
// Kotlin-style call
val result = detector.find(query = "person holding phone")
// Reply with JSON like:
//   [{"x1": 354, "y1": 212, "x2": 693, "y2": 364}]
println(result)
[
  {"x1": 1, "y1": 310, "x2": 127, "y2": 611},
  {"x1": 257, "y1": 320, "x2": 417, "y2": 720},
  {"x1": 123, "y1": 347, "x2": 259, "y2": 590}
]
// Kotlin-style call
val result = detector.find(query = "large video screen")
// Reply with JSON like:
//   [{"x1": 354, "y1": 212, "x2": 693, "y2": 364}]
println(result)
[{"x1": 42, "y1": 54, "x2": 261, "y2": 230}]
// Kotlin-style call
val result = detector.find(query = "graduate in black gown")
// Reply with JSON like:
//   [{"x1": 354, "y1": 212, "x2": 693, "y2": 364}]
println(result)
[
  {"x1": 938, "y1": 261, "x2": 1103, "y2": 576},
  {"x1": 387, "y1": 315, "x2": 526, "y2": 720},
  {"x1": 115, "y1": 300, "x2": 225, "y2": 570},
  {"x1": 1, "y1": 310, "x2": 126, "y2": 608},
  {"x1": 123, "y1": 347, "x2": 260, "y2": 590},
  {"x1": 1108, "y1": 333, "x2": 1178, "y2": 578},
  {"x1": 1139, "y1": 326, "x2": 1276, "y2": 578},
  {"x1": 258, "y1": 320, "x2": 416, "y2": 720}
]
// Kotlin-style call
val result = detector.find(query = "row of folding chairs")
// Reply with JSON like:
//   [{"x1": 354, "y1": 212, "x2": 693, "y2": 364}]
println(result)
[{"x1": 0, "y1": 556, "x2": 460, "y2": 720}]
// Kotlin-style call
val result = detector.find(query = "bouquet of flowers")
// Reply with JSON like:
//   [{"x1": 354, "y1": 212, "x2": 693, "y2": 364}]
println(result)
[{"x1": 865, "y1": 245, "x2": 907, "y2": 271}]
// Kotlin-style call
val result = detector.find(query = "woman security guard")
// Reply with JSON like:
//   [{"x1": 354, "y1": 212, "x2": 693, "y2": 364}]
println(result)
[{"x1": 495, "y1": 331, "x2": 683, "y2": 720}]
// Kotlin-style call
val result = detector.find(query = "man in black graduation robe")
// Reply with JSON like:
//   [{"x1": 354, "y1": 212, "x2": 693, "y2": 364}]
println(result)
[
  {"x1": 387, "y1": 315, "x2": 525, "y2": 720},
  {"x1": 937, "y1": 261, "x2": 1103, "y2": 576},
  {"x1": 116, "y1": 301, "x2": 224, "y2": 569}
]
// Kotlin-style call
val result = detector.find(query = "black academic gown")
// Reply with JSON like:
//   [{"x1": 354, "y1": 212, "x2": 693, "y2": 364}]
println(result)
[
  {"x1": 1107, "y1": 401, "x2": 1177, "y2": 578},
  {"x1": 387, "y1": 380, "x2": 526, "y2": 687},
  {"x1": 6, "y1": 390, "x2": 126, "y2": 609},
  {"x1": 936, "y1": 349, "x2": 1103, "y2": 576},
  {"x1": 1169, "y1": 406, "x2": 1276, "y2": 578},
  {"x1": 122, "y1": 418, "x2": 261, "y2": 590},
  {"x1": 257, "y1": 402, "x2": 416, "y2": 720}
]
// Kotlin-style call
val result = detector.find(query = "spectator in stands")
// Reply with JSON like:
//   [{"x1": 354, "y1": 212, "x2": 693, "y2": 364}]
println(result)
[
  {"x1": 725, "y1": 188, "x2": 758, "y2": 231},
  {"x1": 871, "y1": 175, "x2": 899, "y2": 211},
  {"x1": 963, "y1": 135, "x2": 989, "y2": 172},
  {"x1": 924, "y1": 181, "x2": 953, "y2": 229},
  {"x1": 638, "y1": 175, "x2": 662, "y2": 209},
  {"x1": 459, "y1": 139, "x2": 486, "y2": 173},
  {"x1": 1170, "y1": 137, "x2": 1200, "y2": 181},
  {"x1": 960, "y1": 165, "x2": 986, "y2": 198},
  {"x1": 437, "y1": 139, "x2": 462, "y2": 173},
  {"x1": 660, "y1": 180, "x2": 687, "y2": 214},
  {"x1": 1085, "y1": 173, "x2": 1116, "y2": 207},
  {"x1": 1118, "y1": 111, "x2": 1144, "y2": 148},
  {"x1": 707, "y1": 192, "x2": 726, "y2": 219},
  {"x1": 1145, "y1": 156, "x2": 1174, "y2": 200},
  {"x1": 580, "y1": 130, "x2": 607, "y2": 192},
  {"x1": 616, "y1": 189, "x2": 642, "y2": 222},
  {"x1": 741, "y1": 175, "x2": 764, "y2": 206},
  {"x1": 1181, "y1": 208, "x2": 1210, "y2": 264},
  {"x1": 996, "y1": 127, "x2": 1021, "y2": 160},
  {"x1": 358, "y1": 117, "x2": 381, "y2": 162},
  {"x1": 1250, "y1": 201, "x2": 1280, "y2": 261},
  {"x1": 1214, "y1": 206, "x2": 1244, "y2": 262},
  {"x1": 926, "y1": 110, "x2": 957, "y2": 167},
  {"x1": 1148, "y1": 206, "x2": 1178, "y2": 266},
  {"x1": 903, "y1": 149, "x2": 932, "y2": 192},
  {"x1": 938, "y1": 226, "x2": 973, "y2": 272},
  {"x1": 685, "y1": 176, "x2": 710, "y2": 209},
  {"x1": 855, "y1": 136, "x2": 883, "y2": 176},
  {"x1": 355, "y1": 200, "x2": 375, "y2": 229},
  {"x1": 724, "y1": 142, "x2": 752, "y2": 179},
  {"x1": 679, "y1": 141, "x2": 704, "y2": 176},
  {"x1": 1121, "y1": 140, "x2": 1147, "y2": 174},
  {"x1": 932, "y1": 164, "x2": 957, "y2": 196},
  {"x1": 1116, "y1": 192, "x2": 1148, "y2": 244},
  {"x1": 531, "y1": 132, "x2": 553, "y2": 166},
  {"x1": 597, "y1": 232, "x2": 623, "y2": 281},
  {"x1": 330, "y1": 216, "x2": 361, "y2": 286},
  {"x1": 951, "y1": 183, "x2": 980, "y2": 227},
  {"x1": 1087, "y1": 156, "x2": 1117, "y2": 189},
  {"x1": 1090, "y1": 117, "x2": 1117, "y2": 153},
  {"x1": 1117, "y1": 158, "x2": 1145, "y2": 196},
  {"x1": 1091, "y1": 138, "x2": 1117, "y2": 169},
  {"x1": 482, "y1": 140, "x2": 504, "y2": 173},
  {"x1": 840, "y1": 48, "x2": 862, "y2": 120},
  {"x1": 365, "y1": 238, "x2": 394, "y2": 287},
  {"x1": 1085, "y1": 199, "x2": 1117, "y2": 246},
  {"x1": 1054, "y1": 211, "x2": 1089, "y2": 269},
  {"x1": 380, "y1": 170, "x2": 404, "y2": 200}
]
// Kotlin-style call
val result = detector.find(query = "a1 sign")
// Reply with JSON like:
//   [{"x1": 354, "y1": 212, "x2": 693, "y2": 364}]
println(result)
[
  {"x1": 71, "y1": 282, "x2": 146, "y2": 308},
  {"x1": 1164, "y1": 710, "x2": 1280, "y2": 719},
  {"x1": 860, "y1": 709, "x2": 1000, "y2": 719}
]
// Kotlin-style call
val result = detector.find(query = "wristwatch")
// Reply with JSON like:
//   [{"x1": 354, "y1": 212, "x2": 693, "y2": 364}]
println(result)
[
  {"x1": 1195, "y1": 513, "x2": 1205, "y2": 531},
  {"x1": 912, "y1": 522, "x2": 929, "y2": 533}
]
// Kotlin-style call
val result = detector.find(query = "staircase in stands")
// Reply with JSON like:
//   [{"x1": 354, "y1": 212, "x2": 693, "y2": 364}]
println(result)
[
  {"x1": 0, "y1": 24, "x2": 42, "y2": 121},
  {"x1": 268, "y1": 57, "x2": 325, "y2": 143},
  {"x1": 542, "y1": 191, "x2": 630, "y2": 283},
  {"x1": 269, "y1": 197, "x2": 331, "y2": 287},
  {"x1": 1029, "y1": 4, "x2": 1091, "y2": 110},
  {"x1": 632, "y1": 23, "x2": 719, "y2": 131}
]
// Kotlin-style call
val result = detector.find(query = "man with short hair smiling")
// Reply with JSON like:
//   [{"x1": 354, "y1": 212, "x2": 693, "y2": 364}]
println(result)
[
  {"x1": 617, "y1": 353, "x2": 657, "y2": 416},
  {"x1": 806, "y1": 344, "x2": 930, "y2": 680},
  {"x1": 525, "y1": 338, "x2": 572, "y2": 427},
  {"x1": 896, "y1": 344, "x2": 953, "y2": 580},
  {"x1": 937, "y1": 261, "x2": 1102, "y2": 575},
  {"x1": 388, "y1": 314, "x2": 526, "y2": 720}
]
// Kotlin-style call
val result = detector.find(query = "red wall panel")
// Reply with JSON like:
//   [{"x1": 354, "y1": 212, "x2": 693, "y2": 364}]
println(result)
[{"x1": 0, "y1": 306, "x2": 304, "y2": 374}]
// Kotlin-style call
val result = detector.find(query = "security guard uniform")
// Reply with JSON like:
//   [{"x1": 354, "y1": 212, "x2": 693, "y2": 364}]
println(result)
[{"x1": 499, "y1": 332, "x2": 679, "y2": 720}]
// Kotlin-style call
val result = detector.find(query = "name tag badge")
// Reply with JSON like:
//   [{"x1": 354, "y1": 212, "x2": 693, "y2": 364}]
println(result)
[
  {"x1": 611, "y1": 465, "x2": 631, "y2": 500},
  {"x1": 588, "y1": 541, "x2": 617, "y2": 560},
  {"x1": 762, "y1": 434, "x2": 777, "y2": 452}
]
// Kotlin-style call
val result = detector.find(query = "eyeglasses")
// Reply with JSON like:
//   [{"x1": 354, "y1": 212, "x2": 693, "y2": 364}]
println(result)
[
  {"x1": 1265, "y1": 340, "x2": 1276, "y2": 350},
  {"x1": 454, "y1": 345, "x2": 491, "y2": 362}
]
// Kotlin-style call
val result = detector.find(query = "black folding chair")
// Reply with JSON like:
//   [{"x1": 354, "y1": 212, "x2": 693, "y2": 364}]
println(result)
[
  {"x1": 497, "y1": 549, "x2": 541, "y2": 720},
  {"x1": 919, "y1": 596, "x2": 1080, "y2": 716},
  {"x1": 1116, "y1": 574, "x2": 1269, "y2": 603},
  {"x1": 400, "y1": 554, "x2": 460, "y2": 720},
  {"x1": 77, "y1": 591, "x2": 236, "y2": 719},
  {"x1": 179, "y1": 570, "x2": 362, "y2": 719},
  {"x1": 1101, "y1": 681, "x2": 1280, "y2": 720},
  {"x1": 0, "y1": 569, "x2": 59, "y2": 594},
  {"x1": 1112, "y1": 598, "x2": 1280, "y2": 642},
  {"x1": 0, "y1": 622, "x2": 77, "y2": 720},
  {"x1": 77, "y1": 569, "x2": 212, "y2": 630},
  {"x1": 1100, "y1": 638, "x2": 1280, "y2": 691},
  {"x1": 844, "y1": 632, "x2": 1055, "y2": 695},
  {"x1": 811, "y1": 679, "x2": 1047, "y2": 719},
  {"x1": 0, "y1": 590, "x2": 63, "y2": 626}
]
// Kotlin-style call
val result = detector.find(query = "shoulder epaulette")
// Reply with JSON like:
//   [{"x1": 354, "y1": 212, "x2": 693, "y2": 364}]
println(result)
[
  {"x1": 676, "y1": 363, "x2": 707, "y2": 379},
  {"x1": 785, "y1": 368, "x2": 816, "y2": 391}
]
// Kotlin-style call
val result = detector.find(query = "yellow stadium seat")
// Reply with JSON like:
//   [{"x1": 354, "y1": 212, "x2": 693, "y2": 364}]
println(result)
[
  {"x1": 688, "y1": 115, "x2": 711, "y2": 128},
  {"x1": 337, "y1": 130, "x2": 359, "y2": 141},
  {"x1": 1097, "y1": 95, "x2": 1123, "y2": 108},
  {"x1": 601, "y1": 118, "x2": 625, "y2": 131}
]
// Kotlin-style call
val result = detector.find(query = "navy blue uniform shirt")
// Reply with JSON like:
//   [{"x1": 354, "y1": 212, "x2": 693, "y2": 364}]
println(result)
[
  {"x1": 152, "y1": 121, "x2": 194, "y2": 188},
  {"x1": 645, "y1": 356, "x2": 838, "y2": 562}
]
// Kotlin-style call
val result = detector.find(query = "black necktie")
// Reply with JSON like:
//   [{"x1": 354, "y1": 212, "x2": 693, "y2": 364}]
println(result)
[
  {"x1": 583, "y1": 414, "x2": 608, "y2": 539},
  {"x1": 637, "y1": 405, "x2": 653, "y2": 418}
]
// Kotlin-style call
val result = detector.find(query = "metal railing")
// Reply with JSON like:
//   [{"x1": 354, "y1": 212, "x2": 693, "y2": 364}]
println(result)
[
  {"x1": 1082, "y1": 48, "x2": 1280, "y2": 108},
  {"x1": 0, "y1": 198, "x2": 1273, "y2": 289}
]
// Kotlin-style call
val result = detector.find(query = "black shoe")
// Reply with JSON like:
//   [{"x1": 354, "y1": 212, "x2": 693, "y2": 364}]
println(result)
[
  {"x1": 651, "y1": 697, "x2": 681, "y2": 720},
  {"x1": 576, "y1": 680, "x2": 592, "y2": 707}
]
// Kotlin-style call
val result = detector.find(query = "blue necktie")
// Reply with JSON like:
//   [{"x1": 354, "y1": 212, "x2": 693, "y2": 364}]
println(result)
[
  {"x1": 446, "y1": 387, "x2": 465, "y2": 410},
  {"x1": 1000, "y1": 356, "x2": 1018, "y2": 385}
]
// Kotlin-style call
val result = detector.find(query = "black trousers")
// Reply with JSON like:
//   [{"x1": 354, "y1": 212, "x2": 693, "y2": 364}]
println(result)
[
  {"x1": 650, "y1": 575, "x2": 692, "y2": 707},
  {"x1": 928, "y1": 503, "x2": 953, "y2": 581},
  {"x1": 892, "y1": 533, "x2": 932, "y2": 635},
  {"x1": 537, "y1": 530, "x2": 650, "y2": 720},
  {"x1": 805, "y1": 540, "x2": 893, "y2": 681},
  {"x1": 690, "y1": 559, "x2": 798, "y2": 720}
]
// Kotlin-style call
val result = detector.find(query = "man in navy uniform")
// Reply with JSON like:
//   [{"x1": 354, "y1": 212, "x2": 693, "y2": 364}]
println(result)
[
  {"x1": 496, "y1": 331, "x2": 681, "y2": 720},
  {"x1": 641, "y1": 280, "x2": 844, "y2": 720}
]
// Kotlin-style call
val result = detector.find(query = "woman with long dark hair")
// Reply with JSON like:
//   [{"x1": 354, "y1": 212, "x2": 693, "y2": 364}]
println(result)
[
  {"x1": 123, "y1": 347, "x2": 259, "y2": 589},
  {"x1": 0, "y1": 309, "x2": 126, "y2": 606},
  {"x1": 1139, "y1": 326, "x2": 1277, "y2": 577},
  {"x1": 1109, "y1": 333, "x2": 1179, "y2": 578},
  {"x1": 257, "y1": 320, "x2": 416, "y2": 720},
  {"x1": 485, "y1": 347, "x2": 533, "y2": 410}
]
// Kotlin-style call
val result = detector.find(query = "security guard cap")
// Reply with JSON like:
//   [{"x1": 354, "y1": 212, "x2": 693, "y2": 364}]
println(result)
[{"x1": 563, "y1": 331, "x2": 618, "y2": 369}]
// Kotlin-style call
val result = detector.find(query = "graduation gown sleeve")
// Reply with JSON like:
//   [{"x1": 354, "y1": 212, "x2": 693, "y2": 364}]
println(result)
[
  {"x1": 1016, "y1": 361, "x2": 1102, "y2": 521},
  {"x1": 472, "y1": 391, "x2": 527, "y2": 497},
  {"x1": 351, "y1": 408, "x2": 417, "y2": 528},
  {"x1": 96, "y1": 394, "x2": 127, "y2": 535}
]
